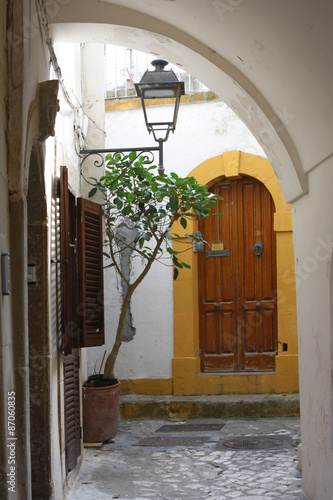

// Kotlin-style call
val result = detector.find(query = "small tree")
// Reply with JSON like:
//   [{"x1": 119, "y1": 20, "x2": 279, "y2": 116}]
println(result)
[{"x1": 89, "y1": 151, "x2": 222, "y2": 380}]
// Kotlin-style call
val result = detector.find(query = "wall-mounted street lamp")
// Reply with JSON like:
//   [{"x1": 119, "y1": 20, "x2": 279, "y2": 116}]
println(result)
[
  {"x1": 80, "y1": 59, "x2": 184, "y2": 176},
  {"x1": 135, "y1": 59, "x2": 185, "y2": 174}
]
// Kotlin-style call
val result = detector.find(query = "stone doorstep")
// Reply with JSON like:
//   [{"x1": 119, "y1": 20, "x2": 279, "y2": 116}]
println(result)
[{"x1": 119, "y1": 393, "x2": 300, "y2": 420}]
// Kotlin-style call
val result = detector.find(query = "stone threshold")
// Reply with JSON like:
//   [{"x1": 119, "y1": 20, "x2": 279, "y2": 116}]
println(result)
[{"x1": 119, "y1": 393, "x2": 300, "y2": 420}]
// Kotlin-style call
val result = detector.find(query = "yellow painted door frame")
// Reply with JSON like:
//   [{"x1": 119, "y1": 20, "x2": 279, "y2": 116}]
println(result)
[{"x1": 172, "y1": 151, "x2": 298, "y2": 395}]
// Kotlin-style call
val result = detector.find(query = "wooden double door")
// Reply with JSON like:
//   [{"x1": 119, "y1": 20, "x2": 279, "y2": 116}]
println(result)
[{"x1": 198, "y1": 176, "x2": 277, "y2": 373}]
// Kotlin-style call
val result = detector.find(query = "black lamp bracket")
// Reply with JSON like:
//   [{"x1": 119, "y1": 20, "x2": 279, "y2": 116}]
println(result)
[{"x1": 80, "y1": 145, "x2": 165, "y2": 187}]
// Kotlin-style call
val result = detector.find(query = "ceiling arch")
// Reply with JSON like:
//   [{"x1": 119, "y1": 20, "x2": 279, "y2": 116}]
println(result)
[{"x1": 49, "y1": 0, "x2": 333, "y2": 202}]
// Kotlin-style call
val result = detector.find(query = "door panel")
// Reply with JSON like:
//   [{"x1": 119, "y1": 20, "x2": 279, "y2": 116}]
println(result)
[{"x1": 199, "y1": 176, "x2": 277, "y2": 373}]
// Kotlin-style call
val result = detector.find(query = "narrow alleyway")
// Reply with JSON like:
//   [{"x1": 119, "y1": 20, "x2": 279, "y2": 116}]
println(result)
[{"x1": 66, "y1": 417, "x2": 306, "y2": 500}]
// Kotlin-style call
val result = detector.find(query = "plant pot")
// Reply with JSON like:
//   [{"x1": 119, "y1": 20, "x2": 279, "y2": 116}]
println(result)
[{"x1": 82, "y1": 377, "x2": 120, "y2": 443}]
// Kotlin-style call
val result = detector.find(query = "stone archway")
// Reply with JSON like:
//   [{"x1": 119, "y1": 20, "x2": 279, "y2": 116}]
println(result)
[
  {"x1": 172, "y1": 151, "x2": 298, "y2": 396},
  {"x1": 50, "y1": 1, "x2": 308, "y2": 203}
]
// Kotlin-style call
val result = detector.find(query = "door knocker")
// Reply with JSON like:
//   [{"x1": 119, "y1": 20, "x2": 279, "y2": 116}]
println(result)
[{"x1": 253, "y1": 241, "x2": 264, "y2": 257}]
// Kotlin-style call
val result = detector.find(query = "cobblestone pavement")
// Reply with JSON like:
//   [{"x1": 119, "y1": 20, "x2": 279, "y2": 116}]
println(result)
[{"x1": 66, "y1": 418, "x2": 307, "y2": 500}]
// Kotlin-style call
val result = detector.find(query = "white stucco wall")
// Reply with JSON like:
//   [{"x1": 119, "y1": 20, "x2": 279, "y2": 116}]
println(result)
[
  {"x1": 106, "y1": 99, "x2": 266, "y2": 178},
  {"x1": 292, "y1": 157, "x2": 333, "y2": 500},
  {"x1": 53, "y1": 42, "x2": 83, "y2": 193},
  {"x1": 86, "y1": 98, "x2": 266, "y2": 380}
]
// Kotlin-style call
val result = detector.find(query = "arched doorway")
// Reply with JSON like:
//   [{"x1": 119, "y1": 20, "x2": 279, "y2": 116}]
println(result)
[
  {"x1": 198, "y1": 176, "x2": 277, "y2": 373},
  {"x1": 172, "y1": 151, "x2": 298, "y2": 395}
]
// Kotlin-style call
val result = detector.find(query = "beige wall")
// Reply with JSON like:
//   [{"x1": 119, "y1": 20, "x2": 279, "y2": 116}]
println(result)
[{"x1": 293, "y1": 158, "x2": 333, "y2": 500}]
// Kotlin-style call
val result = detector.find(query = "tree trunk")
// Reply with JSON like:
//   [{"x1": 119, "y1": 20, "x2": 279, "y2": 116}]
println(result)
[{"x1": 103, "y1": 285, "x2": 134, "y2": 379}]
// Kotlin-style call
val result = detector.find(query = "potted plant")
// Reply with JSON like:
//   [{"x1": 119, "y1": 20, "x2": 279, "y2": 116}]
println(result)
[{"x1": 82, "y1": 151, "x2": 222, "y2": 442}]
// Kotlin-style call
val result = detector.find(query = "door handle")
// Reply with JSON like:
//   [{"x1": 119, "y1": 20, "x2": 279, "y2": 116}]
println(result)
[
  {"x1": 214, "y1": 302, "x2": 223, "y2": 311},
  {"x1": 69, "y1": 238, "x2": 78, "y2": 253},
  {"x1": 253, "y1": 241, "x2": 264, "y2": 256},
  {"x1": 241, "y1": 302, "x2": 263, "y2": 310}
]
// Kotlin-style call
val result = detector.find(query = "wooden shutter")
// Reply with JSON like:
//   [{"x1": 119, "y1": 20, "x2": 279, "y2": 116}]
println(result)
[
  {"x1": 60, "y1": 166, "x2": 82, "y2": 474},
  {"x1": 77, "y1": 198, "x2": 105, "y2": 347},
  {"x1": 60, "y1": 166, "x2": 72, "y2": 355},
  {"x1": 64, "y1": 353, "x2": 81, "y2": 473}
]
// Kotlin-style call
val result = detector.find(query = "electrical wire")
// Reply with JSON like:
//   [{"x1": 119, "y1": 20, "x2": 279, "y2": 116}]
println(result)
[{"x1": 35, "y1": 0, "x2": 106, "y2": 155}]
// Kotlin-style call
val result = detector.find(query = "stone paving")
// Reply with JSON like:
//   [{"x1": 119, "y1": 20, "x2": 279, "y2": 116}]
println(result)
[{"x1": 66, "y1": 417, "x2": 307, "y2": 500}]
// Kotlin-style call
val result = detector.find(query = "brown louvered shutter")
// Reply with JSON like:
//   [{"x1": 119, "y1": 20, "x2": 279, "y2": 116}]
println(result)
[
  {"x1": 64, "y1": 353, "x2": 81, "y2": 473},
  {"x1": 60, "y1": 166, "x2": 72, "y2": 354},
  {"x1": 61, "y1": 167, "x2": 81, "y2": 475},
  {"x1": 77, "y1": 198, "x2": 105, "y2": 347}
]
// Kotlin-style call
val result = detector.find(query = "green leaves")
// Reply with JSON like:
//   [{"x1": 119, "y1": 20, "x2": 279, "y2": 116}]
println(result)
[
  {"x1": 89, "y1": 151, "x2": 223, "y2": 282},
  {"x1": 169, "y1": 194, "x2": 179, "y2": 211},
  {"x1": 180, "y1": 218, "x2": 187, "y2": 229},
  {"x1": 126, "y1": 193, "x2": 135, "y2": 202},
  {"x1": 128, "y1": 150, "x2": 137, "y2": 162}
]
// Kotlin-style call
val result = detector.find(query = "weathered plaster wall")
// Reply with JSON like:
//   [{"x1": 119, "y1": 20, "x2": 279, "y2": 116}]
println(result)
[
  {"x1": 80, "y1": 43, "x2": 105, "y2": 201},
  {"x1": 292, "y1": 157, "x2": 333, "y2": 500},
  {"x1": 52, "y1": 42, "x2": 82, "y2": 191}
]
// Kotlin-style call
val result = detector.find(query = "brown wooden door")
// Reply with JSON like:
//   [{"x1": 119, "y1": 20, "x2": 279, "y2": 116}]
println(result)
[{"x1": 198, "y1": 176, "x2": 277, "y2": 373}]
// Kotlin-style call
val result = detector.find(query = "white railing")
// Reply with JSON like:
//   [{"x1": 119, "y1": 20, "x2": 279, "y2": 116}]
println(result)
[{"x1": 104, "y1": 45, "x2": 208, "y2": 99}]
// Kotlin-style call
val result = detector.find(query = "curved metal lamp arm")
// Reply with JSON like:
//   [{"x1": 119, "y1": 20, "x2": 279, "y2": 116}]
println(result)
[{"x1": 80, "y1": 145, "x2": 164, "y2": 188}]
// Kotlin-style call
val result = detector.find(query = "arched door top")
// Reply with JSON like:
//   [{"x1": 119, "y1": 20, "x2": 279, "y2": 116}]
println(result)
[{"x1": 189, "y1": 151, "x2": 293, "y2": 233}]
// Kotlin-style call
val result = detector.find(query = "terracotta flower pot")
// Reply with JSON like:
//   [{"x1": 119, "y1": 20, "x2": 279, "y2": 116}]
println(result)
[{"x1": 82, "y1": 378, "x2": 120, "y2": 443}]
